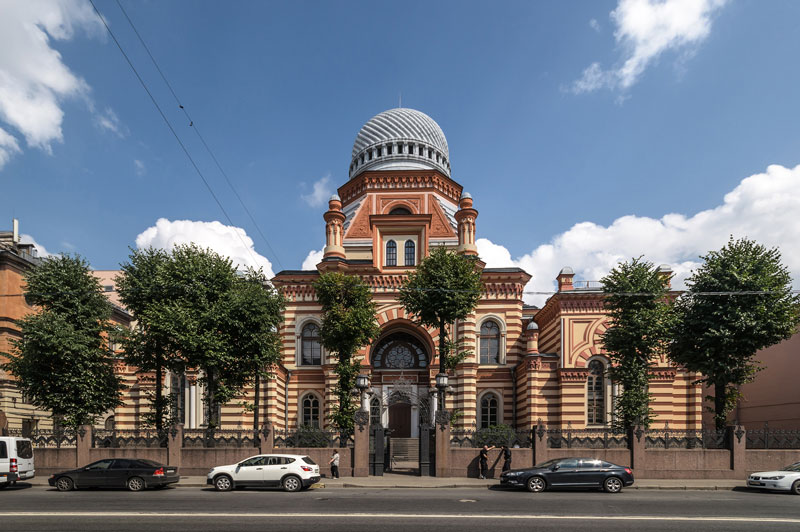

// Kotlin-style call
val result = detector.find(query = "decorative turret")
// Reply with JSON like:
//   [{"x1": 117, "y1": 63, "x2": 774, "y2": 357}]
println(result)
[
  {"x1": 526, "y1": 321, "x2": 540, "y2": 354},
  {"x1": 556, "y1": 266, "x2": 574, "y2": 291},
  {"x1": 323, "y1": 194, "x2": 346, "y2": 259},
  {"x1": 656, "y1": 264, "x2": 673, "y2": 289},
  {"x1": 455, "y1": 192, "x2": 478, "y2": 255}
]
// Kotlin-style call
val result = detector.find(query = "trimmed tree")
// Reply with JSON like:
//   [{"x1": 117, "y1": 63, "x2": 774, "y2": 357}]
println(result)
[
  {"x1": 313, "y1": 272, "x2": 380, "y2": 435},
  {"x1": 116, "y1": 247, "x2": 184, "y2": 432},
  {"x1": 670, "y1": 237, "x2": 800, "y2": 429},
  {"x1": 398, "y1": 246, "x2": 483, "y2": 410},
  {"x1": 601, "y1": 257, "x2": 672, "y2": 430},
  {"x1": 2, "y1": 255, "x2": 123, "y2": 429}
]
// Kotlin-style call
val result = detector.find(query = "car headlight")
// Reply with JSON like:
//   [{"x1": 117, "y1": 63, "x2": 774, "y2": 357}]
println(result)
[
  {"x1": 762, "y1": 475, "x2": 785, "y2": 480},
  {"x1": 504, "y1": 471, "x2": 520, "y2": 476}
]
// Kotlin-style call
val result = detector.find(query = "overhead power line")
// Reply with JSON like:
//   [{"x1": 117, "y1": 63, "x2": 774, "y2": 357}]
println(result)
[
  {"x1": 113, "y1": 0, "x2": 284, "y2": 271},
  {"x1": 87, "y1": 0, "x2": 267, "y2": 272}
]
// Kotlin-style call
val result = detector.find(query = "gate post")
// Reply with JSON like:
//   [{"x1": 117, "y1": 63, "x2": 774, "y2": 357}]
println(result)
[
  {"x1": 168, "y1": 424, "x2": 183, "y2": 468},
  {"x1": 419, "y1": 425, "x2": 431, "y2": 476},
  {"x1": 259, "y1": 423, "x2": 273, "y2": 454},
  {"x1": 353, "y1": 412, "x2": 369, "y2": 477},
  {"x1": 370, "y1": 425, "x2": 385, "y2": 476},
  {"x1": 77, "y1": 425, "x2": 92, "y2": 467},
  {"x1": 435, "y1": 411, "x2": 450, "y2": 478}
]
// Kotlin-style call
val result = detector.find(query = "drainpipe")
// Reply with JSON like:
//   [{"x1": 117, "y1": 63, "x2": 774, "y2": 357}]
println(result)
[
  {"x1": 510, "y1": 362, "x2": 521, "y2": 429},
  {"x1": 284, "y1": 369, "x2": 292, "y2": 433}
]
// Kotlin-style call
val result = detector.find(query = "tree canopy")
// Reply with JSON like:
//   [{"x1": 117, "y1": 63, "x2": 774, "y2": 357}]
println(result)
[
  {"x1": 313, "y1": 272, "x2": 380, "y2": 434},
  {"x1": 2, "y1": 255, "x2": 123, "y2": 429},
  {"x1": 601, "y1": 257, "x2": 672, "y2": 430},
  {"x1": 670, "y1": 237, "x2": 800, "y2": 429}
]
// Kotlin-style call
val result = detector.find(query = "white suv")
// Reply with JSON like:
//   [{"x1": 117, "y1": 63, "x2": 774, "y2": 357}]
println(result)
[{"x1": 207, "y1": 454, "x2": 320, "y2": 492}]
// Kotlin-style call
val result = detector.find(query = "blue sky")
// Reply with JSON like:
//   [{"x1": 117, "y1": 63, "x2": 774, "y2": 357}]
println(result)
[{"x1": 3, "y1": 0, "x2": 800, "y2": 304}]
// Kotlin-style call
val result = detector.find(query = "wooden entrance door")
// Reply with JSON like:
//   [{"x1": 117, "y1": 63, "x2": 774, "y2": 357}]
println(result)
[{"x1": 388, "y1": 403, "x2": 411, "y2": 437}]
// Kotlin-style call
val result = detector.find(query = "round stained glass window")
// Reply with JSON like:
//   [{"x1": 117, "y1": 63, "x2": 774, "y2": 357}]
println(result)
[
  {"x1": 372, "y1": 332, "x2": 428, "y2": 369},
  {"x1": 386, "y1": 345, "x2": 414, "y2": 368}
]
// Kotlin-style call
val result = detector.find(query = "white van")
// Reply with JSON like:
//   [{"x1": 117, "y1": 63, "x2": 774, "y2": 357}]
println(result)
[{"x1": 0, "y1": 437, "x2": 35, "y2": 488}]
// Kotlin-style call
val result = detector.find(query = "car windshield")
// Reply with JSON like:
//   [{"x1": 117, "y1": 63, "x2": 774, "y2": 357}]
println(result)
[
  {"x1": 534, "y1": 459, "x2": 560, "y2": 469},
  {"x1": 780, "y1": 462, "x2": 800, "y2": 472}
]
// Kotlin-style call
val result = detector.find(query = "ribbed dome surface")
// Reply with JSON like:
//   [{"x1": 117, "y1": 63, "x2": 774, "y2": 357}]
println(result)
[{"x1": 349, "y1": 108, "x2": 450, "y2": 178}]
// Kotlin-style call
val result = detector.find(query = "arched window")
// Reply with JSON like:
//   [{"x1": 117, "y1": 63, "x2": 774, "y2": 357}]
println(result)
[
  {"x1": 301, "y1": 323, "x2": 322, "y2": 365},
  {"x1": 404, "y1": 240, "x2": 415, "y2": 266},
  {"x1": 385, "y1": 240, "x2": 397, "y2": 266},
  {"x1": 389, "y1": 206, "x2": 411, "y2": 215},
  {"x1": 479, "y1": 320, "x2": 501, "y2": 364},
  {"x1": 301, "y1": 394, "x2": 320, "y2": 428},
  {"x1": 587, "y1": 359, "x2": 608, "y2": 425},
  {"x1": 104, "y1": 416, "x2": 115, "y2": 430},
  {"x1": 370, "y1": 396, "x2": 381, "y2": 427},
  {"x1": 479, "y1": 393, "x2": 499, "y2": 428},
  {"x1": 371, "y1": 332, "x2": 428, "y2": 369}
]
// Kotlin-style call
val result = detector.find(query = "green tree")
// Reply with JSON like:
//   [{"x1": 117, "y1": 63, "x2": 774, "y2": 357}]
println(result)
[
  {"x1": 155, "y1": 244, "x2": 285, "y2": 431},
  {"x1": 2, "y1": 255, "x2": 123, "y2": 429},
  {"x1": 398, "y1": 246, "x2": 483, "y2": 409},
  {"x1": 601, "y1": 257, "x2": 672, "y2": 430},
  {"x1": 116, "y1": 248, "x2": 184, "y2": 432},
  {"x1": 670, "y1": 237, "x2": 800, "y2": 429},
  {"x1": 313, "y1": 272, "x2": 380, "y2": 435}
]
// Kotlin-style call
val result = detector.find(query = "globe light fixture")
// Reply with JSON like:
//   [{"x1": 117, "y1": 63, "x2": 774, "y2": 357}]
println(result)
[{"x1": 356, "y1": 374, "x2": 369, "y2": 391}]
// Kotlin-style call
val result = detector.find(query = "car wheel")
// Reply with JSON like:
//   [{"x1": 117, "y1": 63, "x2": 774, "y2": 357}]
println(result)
[
  {"x1": 603, "y1": 476, "x2": 623, "y2": 493},
  {"x1": 127, "y1": 476, "x2": 145, "y2": 492},
  {"x1": 214, "y1": 475, "x2": 233, "y2": 492},
  {"x1": 791, "y1": 480, "x2": 800, "y2": 495},
  {"x1": 55, "y1": 477, "x2": 74, "y2": 492},
  {"x1": 526, "y1": 476, "x2": 546, "y2": 493},
  {"x1": 282, "y1": 475, "x2": 302, "y2": 492}
]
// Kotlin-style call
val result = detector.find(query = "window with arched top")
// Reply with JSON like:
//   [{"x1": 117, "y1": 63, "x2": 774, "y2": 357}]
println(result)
[
  {"x1": 371, "y1": 332, "x2": 428, "y2": 369},
  {"x1": 104, "y1": 416, "x2": 115, "y2": 430},
  {"x1": 587, "y1": 359, "x2": 608, "y2": 425},
  {"x1": 370, "y1": 396, "x2": 381, "y2": 427},
  {"x1": 301, "y1": 323, "x2": 322, "y2": 365},
  {"x1": 479, "y1": 393, "x2": 499, "y2": 428},
  {"x1": 479, "y1": 320, "x2": 501, "y2": 364},
  {"x1": 389, "y1": 207, "x2": 411, "y2": 215},
  {"x1": 301, "y1": 393, "x2": 320, "y2": 428},
  {"x1": 405, "y1": 240, "x2": 415, "y2": 266},
  {"x1": 385, "y1": 240, "x2": 397, "y2": 266}
]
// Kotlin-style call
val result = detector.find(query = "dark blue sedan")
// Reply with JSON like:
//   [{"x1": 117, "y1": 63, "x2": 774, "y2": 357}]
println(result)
[{"x1": 500, "y1": 457, "x2": 634, "y2": 493}]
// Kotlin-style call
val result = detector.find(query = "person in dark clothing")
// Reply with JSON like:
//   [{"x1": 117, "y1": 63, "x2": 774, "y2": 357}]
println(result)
[
  {"x1": 501, "y1": 445, "x2": 512, "y2": 472},
  {"x1": 479, "y1": 445, "x2": 495, "y2": 479}
]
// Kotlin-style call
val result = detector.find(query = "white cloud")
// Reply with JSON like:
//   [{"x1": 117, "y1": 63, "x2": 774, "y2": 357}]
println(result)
[
  {"x1": 571, "y1": 0, "x2": 728, "y2": 93},
  {"x1": 589, "y1": 18, "x2": 601, "y2": 32},
  {"x1": 0, "y1": 0, "x2": 105, "y2": 167},
  {"x1": 301, "y1": 248, "x2": 324, "y2": 270},
  {"x1": 135, "y1": 218, "x2": 275, "y2": 278},
  {"x1": 0, "y1": 126, "x2": 21, "y2": 169},
  {"x1": 93, "y1": 106, "x2": 126, "y2": 138},
  {"x1": 134, "y1": 159, "x2": 146, "y2": 176},
  {"x1": 301, "y1": 175, "x2": 333, "y2": 208},
  {"x1": 478, "y1": 163, "x2": 800, "y2": 306},
  {"x1": 19, "y1": 233, "x2": 55, "y2": 257}
]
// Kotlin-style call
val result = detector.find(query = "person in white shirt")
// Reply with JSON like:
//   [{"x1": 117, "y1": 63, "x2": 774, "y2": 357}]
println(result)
[{"x1": 329, "y1": 449, "x2": 340, "y2": 479}]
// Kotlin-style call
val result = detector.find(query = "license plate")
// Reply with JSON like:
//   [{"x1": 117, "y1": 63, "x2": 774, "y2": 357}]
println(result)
[
  {"x1": 166, "y1": 469, "x2": 175, "y2": 473},
  {"x1": 749, "y1": 481, "x2": 764, "y2": 486}
]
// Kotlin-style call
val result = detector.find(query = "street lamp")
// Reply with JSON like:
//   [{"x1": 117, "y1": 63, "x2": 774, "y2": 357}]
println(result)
[
  {"x1": 355, "y1": 374, "x2": 370, "y2": 412},
  {"x1": 435, "y1": 372, "x2": 449, "y2": 413}
]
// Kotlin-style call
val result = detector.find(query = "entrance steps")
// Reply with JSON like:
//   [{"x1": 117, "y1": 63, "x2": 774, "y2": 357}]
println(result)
[{"x1": 390, "y1": 437, "x2": 419, "y2": 463}]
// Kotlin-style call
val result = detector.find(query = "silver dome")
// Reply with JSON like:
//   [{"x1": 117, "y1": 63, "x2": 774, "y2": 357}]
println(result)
[{"x1": 349, "y1": 108, "x2": 450, "y2": 178}]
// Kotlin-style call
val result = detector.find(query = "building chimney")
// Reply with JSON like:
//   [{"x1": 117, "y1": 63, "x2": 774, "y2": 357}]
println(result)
[
  {"x1": 526, "y1": 321, "x2": 540, "y2": 354},
  {"x1": 556, "y1": 266, "x2": 574, "y2": 291},
  {"x1": 656, "y1": 264, "x2": 673, "y2": 289},
  {"x1": 12, "y1": 218, "x2": 19, "y2": 244}
]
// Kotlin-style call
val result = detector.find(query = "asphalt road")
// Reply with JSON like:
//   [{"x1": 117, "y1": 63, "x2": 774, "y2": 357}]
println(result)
[{"x1": 1, "y1": 483, "x2": 799, "y2": 531}]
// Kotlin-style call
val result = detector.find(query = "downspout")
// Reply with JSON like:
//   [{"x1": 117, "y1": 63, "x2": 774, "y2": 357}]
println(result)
[
  {"x1": 510, "y1": 362, "x2": 520, "y2": 429},
  {"x1": 284, "y1": 369, "x2": 292, "y2": 433}
]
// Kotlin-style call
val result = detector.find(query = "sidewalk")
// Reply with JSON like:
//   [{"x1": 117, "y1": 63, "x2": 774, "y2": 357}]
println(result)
[{"x1": 26, "y1": 473, "x2": 744, "y2": 490}]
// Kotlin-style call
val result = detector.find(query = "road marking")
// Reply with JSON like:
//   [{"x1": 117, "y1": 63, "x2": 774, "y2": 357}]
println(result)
[{"x1": 0, "y1": 512, "x2": 799, "y2": 523}]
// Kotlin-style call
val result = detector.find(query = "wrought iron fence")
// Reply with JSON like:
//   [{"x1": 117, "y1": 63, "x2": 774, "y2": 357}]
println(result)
[
  {"x1": 182, "y1": 428, "x2": 260, "y2": 448},
  {"x1": 450, "y1": 427, "x2": 534, "y2": 448},
  {"x1": 746, "y1": 424, "x2": 800, "y2": 449},
  {"x1": 92, "y1": 429, "x2": 168, "y2": 448},
  {"x1": 2, "y1": 428, "x2": 79, "y2": 448},
  {"x1": 273, "y1": 428, "x2": 353, "y2": 448},
  {"x1": 644, "y1": 428, "x2": 727, "y2": 449},
  {"x1": 546, "y1": 427, "x2": 629, "y2": 449}
]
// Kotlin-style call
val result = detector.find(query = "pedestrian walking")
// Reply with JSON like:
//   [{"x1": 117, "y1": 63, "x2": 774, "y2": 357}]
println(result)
[
  {"x1": 501, "y1": 445, "x2": 512, "y2": 472},
  {"x1": 329, "y1": 449, "x2": 340, "y2": 479},
  {"x1": 479, "y1": 445, "x2": 495, "y2": 479}
]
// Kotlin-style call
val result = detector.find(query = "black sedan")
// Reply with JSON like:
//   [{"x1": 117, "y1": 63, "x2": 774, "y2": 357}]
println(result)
[
  {"x1": 500, "y1": 457, "x2": 634, "y2": 493},
  {"x1": 48, "y1": 458, "x2": 179, "y2": 491}
]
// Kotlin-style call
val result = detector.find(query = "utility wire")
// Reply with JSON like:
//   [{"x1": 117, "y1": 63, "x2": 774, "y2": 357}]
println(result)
[
  {"x1": 114, "y1": 0, "x2": 284, "y2": 271},
  {"x1": 87, "y1": 0, "x2": 264, "y2": 272}
]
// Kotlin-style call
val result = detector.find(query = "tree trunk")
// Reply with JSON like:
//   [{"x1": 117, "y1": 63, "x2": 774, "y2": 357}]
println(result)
[
  {"x1": 154, "y1": 363, "x2": 163, "y2": 432},
  {"x1": 253, "y1": 372, "x2": 260, "y2": 432},
  {"x1": 714, "y1": 380, "x2": 727, "y2": 430},
  {"x1": 438, "y1": 316, "x2": 447, "y2": 411}
]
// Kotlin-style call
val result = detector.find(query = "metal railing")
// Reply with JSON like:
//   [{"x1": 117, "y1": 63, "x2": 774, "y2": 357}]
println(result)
[
  {"x1": 92, "y1": 429, "x2": 168, "y2": 448},
  {"x1": 746, "y1": 424, "x2": 800, "y2": 449},
  {"x1": 644, "y1": 428, "x2": 727, "y2": 449},
  {"x1": 182, "y1": 428, "x2": 260, "y2": 448},
  {"x1": 450, "y1": 428, "x2": 534, "y2": 448},
  {"x1": 2, "y1": 428, "x2": 79, "y2": 448},
  {"x1": 546, "y1": 427, "x2": 629, "y2": 449},
  {"x1": 273, "y1": 428, "x2": 353, "y2": 448}
]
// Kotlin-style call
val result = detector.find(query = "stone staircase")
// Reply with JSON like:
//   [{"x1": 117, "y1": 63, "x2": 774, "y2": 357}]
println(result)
[{"x1": 390, "y1": 437, "x2": 419, "y2": 470}]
